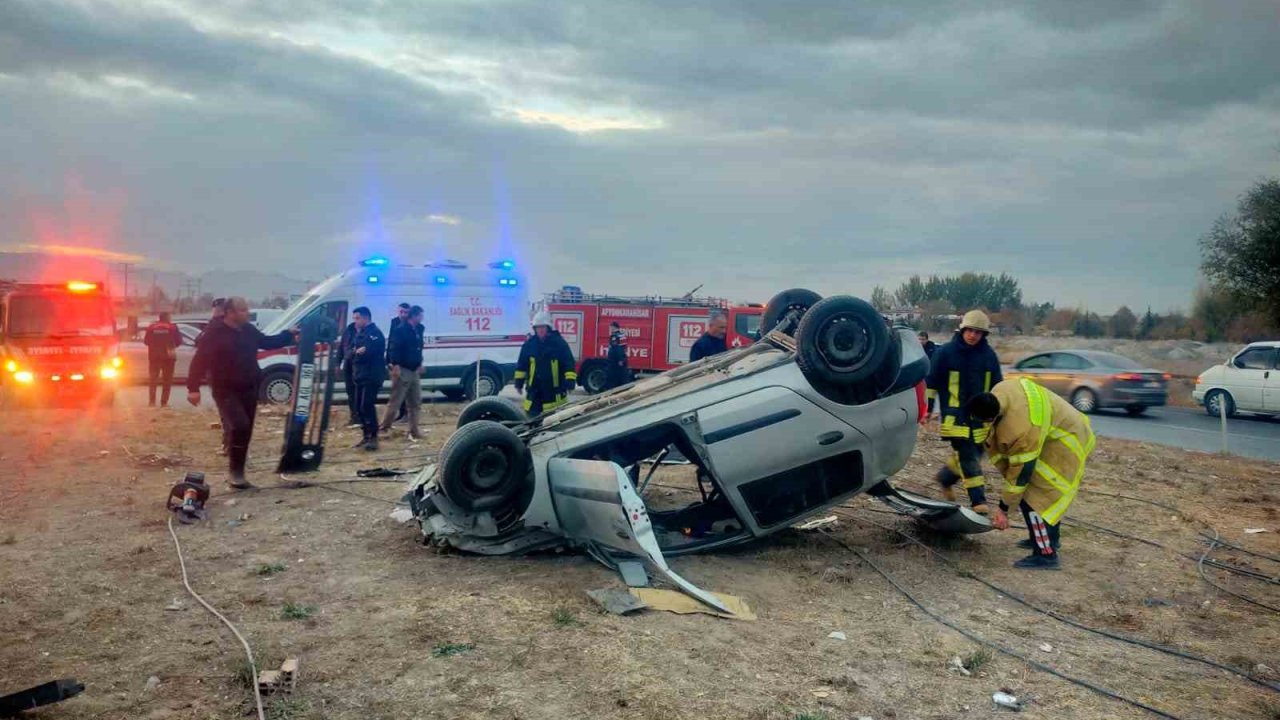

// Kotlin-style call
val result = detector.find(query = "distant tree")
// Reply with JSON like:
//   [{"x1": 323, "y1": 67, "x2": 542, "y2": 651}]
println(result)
[
  {"x1": 1190, "y1": 286, "x2": 1238, "y2": 343},
  {"x1": 1200, "y1": 177, "x2": 1280, "y2": 326},
  {"x1": 870, "y1": 286, "x2": 892, "y2": 312},
  {"x1": 1151, "y1": 312, "x2": 1193, "y2": 341},
  {"x1": 1108, "y1": 306, "x2": 1138, "y2": 338},
  {"x1": 894, "y1": 275, "x2": 928, "y2": 307},
  {"x1": 1028, "y1": 302, "x2": 1055, "y2": 327},
  {"x1": 892, "y1": 272, "x2": 1023, "y2": 313},
  {"x1": 1044, "y1": 309, "x2": 1078, "y2": 334},
  {"x1": 1073, "y1": 311, "x2": 1105, "y2": 338},
  {"x1": 1138, "y1": 306, "x2": 1158, "y2": 339}
]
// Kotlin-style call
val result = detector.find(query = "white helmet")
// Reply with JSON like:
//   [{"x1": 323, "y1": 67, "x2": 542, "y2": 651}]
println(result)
[{"x1": 531, "y1": 311, "x2": 552, "y2": 329}]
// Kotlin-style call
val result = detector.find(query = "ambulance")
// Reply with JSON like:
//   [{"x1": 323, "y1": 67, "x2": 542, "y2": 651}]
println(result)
[
  {"x1": 538, "y1": 287, "x2": 764, "y2": 393},
  {"x1": 0, "y1": 280, "x2": 123, "y2": 407},
  {"x1": 255, "y1": 257, "x2": 528, "y2": 405}
]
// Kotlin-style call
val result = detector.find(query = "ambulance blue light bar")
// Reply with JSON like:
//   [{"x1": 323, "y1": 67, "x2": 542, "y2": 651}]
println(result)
[
  {"x1": 361, "y1": 256, "x2": 389, "y2": 267},
  {"x1": 434, "y1": 275, "x2": 448, "y2": 285},
  {"x1": 488, "y1": 260, "x2": 516, "y2": 270},
  {"x1": 498, "y1": 277, "x2": 519, "y2": 287},
  {"x1": 366, "y1": 275, "x2": 381, "y2": 284}
]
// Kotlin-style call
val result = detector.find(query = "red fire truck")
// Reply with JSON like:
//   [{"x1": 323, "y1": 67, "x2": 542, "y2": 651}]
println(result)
[
  {"x1": 0, "y1": 280, "x2": 123, "y2": 407},
  {"x1": 538, "y1": 287, "x2": 764, "y2": 393}
]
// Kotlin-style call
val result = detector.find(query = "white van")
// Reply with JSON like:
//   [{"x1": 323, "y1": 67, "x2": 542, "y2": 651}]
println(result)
[{"x1": 254, "y1": 257, "x2": 529, "y2": 405}]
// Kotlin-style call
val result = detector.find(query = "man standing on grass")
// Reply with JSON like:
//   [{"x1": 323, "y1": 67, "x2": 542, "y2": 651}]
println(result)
[
  {"x1": 143, "y1": 311, "x2": 182, "y2": 407},
  {"x1": 187, "y1": 297, "x2": 297, "y2": 489},
  {"x1": 380, "y1": 305, "x2": 425, "y2": 440},
  {"x1": 966, "y1": 378, "x2": 1095, "y2": 569},
  {"x1": 347, "y1": 306, "x2": 386, "y2": 450}
]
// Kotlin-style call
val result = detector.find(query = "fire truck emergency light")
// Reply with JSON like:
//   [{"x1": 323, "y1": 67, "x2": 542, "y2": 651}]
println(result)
[
  {"x1": 66, "y1": 281, "x2": 98, "y2": 292},
  {"x1": 4, "y1": 360, "x2": 15, "y2": 373},
  {"x1": 360, "y1": 256, "x2": 389, "y2": 267},
  {"x1": 366, "y1": 275, "x2": 381, "y2": 284},
  {"x1": 13, "y1": 370, "x2": 34, "y2": 384},
  {"x1": 434, "y1": 275, "x2": 448, "y2": 285}
]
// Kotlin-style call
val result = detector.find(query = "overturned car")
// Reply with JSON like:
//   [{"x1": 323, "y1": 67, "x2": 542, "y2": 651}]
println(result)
[{"x1": 407, "y1": 290, "x2": 989, "y2": 609}]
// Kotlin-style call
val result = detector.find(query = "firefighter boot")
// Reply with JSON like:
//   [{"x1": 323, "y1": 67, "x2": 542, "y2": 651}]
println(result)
[
  {"x1": 935, "y1": 466, "x2": 960, "y2": 503},
  {"x1": 1014, "y1": 552, "x2": 1061, "y2": 570}
]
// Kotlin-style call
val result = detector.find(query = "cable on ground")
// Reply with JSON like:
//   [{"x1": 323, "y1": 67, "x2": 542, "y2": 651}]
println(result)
[
  {"x1": 820, "y1": 530, "x2": 1185, "y2": 720},
  {"x1": 167, "y1": 515, "x2": 266, "y2": 720}
]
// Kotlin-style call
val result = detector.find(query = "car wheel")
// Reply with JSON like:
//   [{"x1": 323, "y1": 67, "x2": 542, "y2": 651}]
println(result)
[
  {"x1": 580, "y1": 361, "x2": 608, "y2": 394},
  {"x1": 795, "y1": 296, "x2": 891, "y2": 386},
  {"x1": 462, "y1": 365, "x2": 503, "y2": 401},
  {"x1": 1205, "y1": 389, "x2": 1236, "y2": 419},
  {"x1": 1071, "y1": 388, "x2": 1098, "y2": 414},
  {"x1": 259, "y1": 368, "x2": 295, "y2": 405},
  {"x1": 438, "y1": 421, "x2": 531, "y2": 512},
  {"x1": 761, "y1": 288, "x2": 823, "y2": 336},
  {"x1": 456, "y1": 396, "x2": 529, "y2": 429},
  {"x1": 1124, "y1": 405, "x2": 1147, "y2": 417}
]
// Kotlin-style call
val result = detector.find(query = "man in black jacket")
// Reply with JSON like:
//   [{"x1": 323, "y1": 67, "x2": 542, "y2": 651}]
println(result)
[
  {"x1": 689, "y1": 311, "x2": 728, "y2": 362},
  {"x1": 346, "y1": 306, "x2": 386, "y2": 450},
  {"x1": 919, "y1": 330, "x2": 939, "y2": 418},
  {"x1": 604, "y1": 321, "x2": 631, "y2": 390},
  {"x1": 337, "y1": 315, "x2": 359, "y2": 427},
  {"x1": 143, "y1": 311, "x2": 182, "y2": 407},
  {"x1": 925, "y1": 310, "x2": 1003, "y2": 513},
  {"x1": 380, "y1": 305, "x2": 425, "y2": 439},
  {"x1": 514, "y1": 312, "x2": 576, "y2": 415},
  {"x1": 187, "y1": 297, "x2": 297, "y2": 489}
]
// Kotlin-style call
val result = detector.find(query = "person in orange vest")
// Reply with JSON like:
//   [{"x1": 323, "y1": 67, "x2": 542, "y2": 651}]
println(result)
[{"x1": 143, "y1": 311, "x2": 182, "y2": 407}]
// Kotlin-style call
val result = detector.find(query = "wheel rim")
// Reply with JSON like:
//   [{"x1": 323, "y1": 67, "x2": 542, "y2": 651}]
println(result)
[
  {"x1": 1073, "y1": 390, "x2": 1096, "y2": 413},
  {"x1": 1208, "y1": 393, "x2": 1223, "y2": 415},
  {"x1": 587, "y1": 367, "x2": 607, "y2": 391},
  {"x1": 816, "y1": 315, "x2": 873, "y2": 373},
  {"x1": 267, "y1": 377, "x2": 293, "y2": 405},
  {"x1": 475, "y1": 373, "x2": 497, "y2": 397},
  {"x1": 465, "y1": 445, "x2": 510, "y2": 491}
]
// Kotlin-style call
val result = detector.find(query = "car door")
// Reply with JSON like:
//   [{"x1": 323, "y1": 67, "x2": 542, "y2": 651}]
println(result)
[
  {"x1": 1263, "y1": 349, "x2": 1280, "y2": 413},
  {"x1": 1011, "y1": 353, "x2": 1052, "y2": 386},
  {"x1": 1050, "y1": 352, "x2": 1093, "y2": 398},
  {"x1": 172, "y1": 325, "x2": 200, "y2": 381},
  {"x1": 1223, "y1": 346, "x2": 1274, "y2": 412}
]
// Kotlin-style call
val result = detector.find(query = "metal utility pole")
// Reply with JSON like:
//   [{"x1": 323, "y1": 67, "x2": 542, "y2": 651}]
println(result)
[{"x1": 120, "y1": 262, "x2": 133, "y2": 301}]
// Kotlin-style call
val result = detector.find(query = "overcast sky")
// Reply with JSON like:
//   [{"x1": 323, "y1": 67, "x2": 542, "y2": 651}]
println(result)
[{"x1": 2, "y1": 1, "x2": 1278, "y2": 313}]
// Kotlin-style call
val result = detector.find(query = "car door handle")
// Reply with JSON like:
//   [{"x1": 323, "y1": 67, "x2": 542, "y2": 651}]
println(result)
[{"x1": 818, "y1": 431, "x2": 844, "y2": 446}]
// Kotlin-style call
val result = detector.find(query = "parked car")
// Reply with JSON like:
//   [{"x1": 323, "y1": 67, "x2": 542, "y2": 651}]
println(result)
[
  {"x1": 1193, "y1": 341, "x2": 1280, "y2": 418},
  {"x1": 1005, "y1": 350, "x2": 1169, "y2": 416},
  {"x1": 117, "y1": 323, "x2": 201, "y2": 384},
  {"x1": 407, "y1": 289, "x2": 990, "y2": 611}
]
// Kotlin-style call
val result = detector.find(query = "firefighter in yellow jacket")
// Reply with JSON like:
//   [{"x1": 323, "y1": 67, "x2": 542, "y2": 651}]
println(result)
[
  {"x1": 966, "y1": 378, "x2": 1095, "y2": 570},
  {"x1": 513, "y1": 312, "x2": 577, "y2": 416}
]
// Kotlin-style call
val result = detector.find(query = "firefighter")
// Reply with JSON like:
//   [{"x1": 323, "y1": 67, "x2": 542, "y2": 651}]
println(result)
[
  {"x1": 143, "y1": 311, "x2": 182, "y2": 407},
  {"x1": 966, "y1": 378, "x2": 1095, "y2": 569},
  {"x1": 514, "y1": 312, "x2": 576, "y2": 415},
  {"x1": 604, "y1": 321, "x2": 631, "y2": 390},
  {"x1": 918, "y1": 330, "x2": 939, "y2": 418},
  {"x1": 925, "y1": 310, "x2": 1002, "y2": 514},
  {"x1": 186, "y1": 297, "x2": 297, "y2": 489},
  {"x1": 689, "y1": 311, "x2": 728, "y2": 362},
  {"x1": 346, "y1": 306, "x2": 387, "y2": 451}
]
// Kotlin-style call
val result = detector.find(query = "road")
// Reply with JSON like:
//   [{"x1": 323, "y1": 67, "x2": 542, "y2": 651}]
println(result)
[{"x1": 1088, "y1": 405, "x2": 1280, "y2": 462}]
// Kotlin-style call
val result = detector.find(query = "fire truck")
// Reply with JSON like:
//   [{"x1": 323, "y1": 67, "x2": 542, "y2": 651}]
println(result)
[
  {"x1": 0, "y1": 280, "x2": 123, "y2": 407},
  {"x1": 538, "y1": 287, "x2": 764, "y2": 394}
]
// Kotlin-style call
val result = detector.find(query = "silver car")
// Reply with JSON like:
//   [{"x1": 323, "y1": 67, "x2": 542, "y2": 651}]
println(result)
[
  {"x1": 407, "y1": 290, "x2": 989, "y2": 609},
  {"x1": 1006, "y1": 349, "x2": 1169, "y2": 416}
]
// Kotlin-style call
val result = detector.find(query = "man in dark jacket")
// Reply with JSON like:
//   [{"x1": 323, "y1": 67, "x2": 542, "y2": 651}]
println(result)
[
  {"x1": 925, "y1": 310, "x2": 1003, "y2": 513},
  {"x1": 604, "y1": 321, "x2": 631, "y2": 390},
  {"x1": 380, "y1": 305, "x2": 425, "y2": 439},
  {"x1": 144, "y1": 311, "x2": 182, "y2": 407},
  {"x1": 386, "y1": 303, "x2": 411, "y2": 422},
  {"x1": 689, "y1": 311, "x2": 728, "y2": 362},
  {"x1": 337, "y1": 315, "x2": 359, "y2": 426},
  {"x1": 514, "y1": 312, "x2": 576, "y2": 415},
  {"x1": 346, "y1": 306, "x2": 386, "y2": 450},
  {"x1": 195, "y1": 298, "x2": 230, "y2": 453},
  {"x1": 919, "y1": 330, "x2": 939, "y2": 418},
  {"x1": 187, "y1": 297, "x2": 297, "y2": 489}
]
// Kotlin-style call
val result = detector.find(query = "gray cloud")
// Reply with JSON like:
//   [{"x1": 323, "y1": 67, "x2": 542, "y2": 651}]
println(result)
[{"x1": 1, "y1": 0, "x2": 1278, "y2": 314}]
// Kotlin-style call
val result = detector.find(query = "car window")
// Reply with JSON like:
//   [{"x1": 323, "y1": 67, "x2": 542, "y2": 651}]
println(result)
[
  {"x1": 1090, "y1": 352, "x2": 1141, "y2": 369},
  {"x1": 1235, "y1": 347, "x2": 1276, "y2": 370},
  {"x1": 1051, "y1": 353, "x2": 1089, "y2": 370},
  {"x1": 735, "y1": 313, "x2": 761, "y2": 338},
  {"x1": 1018, "y1": 354, "x2": 1052, "y2": 369}
]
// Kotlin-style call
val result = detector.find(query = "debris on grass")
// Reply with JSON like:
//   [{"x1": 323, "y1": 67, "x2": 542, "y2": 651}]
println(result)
[
  {"x1": 281, "y1": 602, "x2": 315, "y2": 620},
  {"x1": 432, "y1": 642, "x2": 474, "y2": 658}
]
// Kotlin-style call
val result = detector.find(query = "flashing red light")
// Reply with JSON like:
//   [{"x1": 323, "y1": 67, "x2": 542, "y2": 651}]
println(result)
[{"x1": 67, "y1": 281, "x2": 99, "y2": 292}]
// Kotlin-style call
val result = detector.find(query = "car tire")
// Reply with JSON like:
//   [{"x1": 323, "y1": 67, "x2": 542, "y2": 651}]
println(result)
[
  {"x1": 438, "y1": 420, "x2": 531, "y2": 512},
  {"x1": 1124, "y1": 405, "x2": 1147, "y2": 417},
  {"x1": 1071, "y1": 388, "x2": 1098, "y2": 414},
  {"x1": 456, "y1": 396, "x2": 529, "y2": 429},
  {"x1": 761, "y1": 288, "x2": 823, "y2": 336},
  {"x1": 795, "y1": 296, "x2": 891, "y2": 387},
  {"x1": 579, "y1": 361, "x2": 608, "y2": 394},
  {"x1": 259, "y1": 368, "x2": 295, "y2": 405},
  {"x1": 1205, "y1": 389, "x2": 1236, "y2": 419},
  {"x1": 462, "y1": 365, "x2": 504, "y2": 401}
]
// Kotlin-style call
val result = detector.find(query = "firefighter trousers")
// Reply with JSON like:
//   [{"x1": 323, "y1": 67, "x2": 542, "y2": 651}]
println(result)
[{"x1": 937, "y1": 437, "x2": 988, "y2": 507}]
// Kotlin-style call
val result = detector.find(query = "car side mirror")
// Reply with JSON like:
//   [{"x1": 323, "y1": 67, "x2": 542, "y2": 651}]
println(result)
[{"x1": 1233, "y1": 358, "x2": 1246, "y2": 369}]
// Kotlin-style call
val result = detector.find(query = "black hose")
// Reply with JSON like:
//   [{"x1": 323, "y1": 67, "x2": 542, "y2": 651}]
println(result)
[
  {"x1": 1198, "y1": 532, "x2": 1280, "y2": 564},
  {"x1": 840, "y1": 507, "x2": 1280, "y2": 694},
  {"x1": 821, "y1": 531, "x2": 1186, "y2": 720},
  {"x1": 1198, "y1": 530, "x2": 1280, "y2": 614}
]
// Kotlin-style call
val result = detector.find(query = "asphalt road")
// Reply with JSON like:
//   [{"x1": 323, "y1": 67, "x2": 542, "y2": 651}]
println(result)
[{"x1": 1087, "y1": 405, "x2": 1280, "y2": 462}]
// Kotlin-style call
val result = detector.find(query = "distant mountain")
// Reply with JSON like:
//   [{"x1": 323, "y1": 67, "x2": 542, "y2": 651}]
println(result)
[{"x1": 0, "y1": 252, "x2": 314, "y2": 304}]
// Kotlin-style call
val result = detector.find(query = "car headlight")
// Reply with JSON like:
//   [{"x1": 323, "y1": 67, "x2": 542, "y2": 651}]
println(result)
[
  {"x1": 4, "y1": 360, "x2": 16, "y2": 373},
  {"x1": 14, "y1": 370, "x2": 35, "y2": 384},
  {"x1": 100, "y1": 366, "x2": 119, "y2": 380}
]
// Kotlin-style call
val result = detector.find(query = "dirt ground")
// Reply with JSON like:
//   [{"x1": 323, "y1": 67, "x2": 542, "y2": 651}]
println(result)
[{"x1": 2, "y1": 398, "x2": 1279, "y2": 720}]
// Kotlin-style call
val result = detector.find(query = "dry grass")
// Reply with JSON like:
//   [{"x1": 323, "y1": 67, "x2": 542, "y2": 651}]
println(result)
[{"x1": 0, "y1": 397, "x2": 1277, "y2": 719}]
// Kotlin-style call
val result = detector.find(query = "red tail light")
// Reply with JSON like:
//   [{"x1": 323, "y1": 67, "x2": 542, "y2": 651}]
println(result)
[
  {"x1": 915, "y1": 381, "x2": 927, "y2": 423},
  {"x1": 1113, "y1": 373, "x2": 1145, "y2": 381}
]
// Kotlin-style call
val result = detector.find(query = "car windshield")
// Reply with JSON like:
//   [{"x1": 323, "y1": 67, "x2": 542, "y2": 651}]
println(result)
[
  {"x1": 6, "y1": 293, "x2": 116, "y2": 338},
  {"x1": 1089, "y1": 352, "x2": 1142, "y2": 369},
  {"x1": 264, "y1": 293, "x2": 321, "y2": 335}
]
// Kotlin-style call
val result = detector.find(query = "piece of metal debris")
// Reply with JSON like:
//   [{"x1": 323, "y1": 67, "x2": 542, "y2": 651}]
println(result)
[
  {"x1": 1244, "y1": 528, "x2": 1268, "y2": 534},
  {"x1": 617, "y1": 561, "x2": 650, "y2": 588},
  {"x1": 796, "y1": 515, "x2": 839, "y2": 531},
  {"x1": 586, "y1": 589, "x2": 647, "y2": 616},
  {"x1": 388, "y1": 508, "x2": 414, "y2": 524},
  {"x1": 164, "y1": 599, "x2": 184, "y2": 612},
  {"x1": 0, "y1": 678, "x2": 85, "y2": 714},
  {"x1": 993, "y1": 692, "x2": 1022, "y2": 711},
  {"x1": 828, "y1": 631, "x2": 847, "y2": 641}
]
